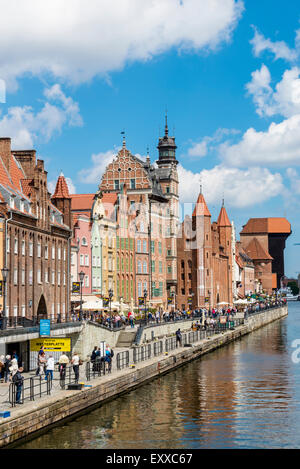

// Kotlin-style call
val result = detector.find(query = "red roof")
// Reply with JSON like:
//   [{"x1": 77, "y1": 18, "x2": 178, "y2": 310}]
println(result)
[
  {"x1": 192, "y1": 192, "x2": 211, "y2": 217},
  {"x1": 244, "y1": 237, "x2": 273, "y2": 261},
  {"x1": 217, "y1": 206, "x2": 231, "y2": 227},
  {"x1": 71, "y1": 194, "x2": 94, "y2": 211},
  {"x1": 52, "y1": 173, "x2": 71, "y2": 199},
  {"x1": 241, "y1": 217, "x2": 291, "y2": 235}
]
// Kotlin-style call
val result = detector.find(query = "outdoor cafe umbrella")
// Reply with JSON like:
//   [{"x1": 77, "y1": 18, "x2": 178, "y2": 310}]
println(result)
[{"x1": 234, "y1": 299, "x2": 248, "y2": 305}]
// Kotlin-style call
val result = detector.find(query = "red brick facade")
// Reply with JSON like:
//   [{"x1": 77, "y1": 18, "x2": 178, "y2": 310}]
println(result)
[{"x1": 0, "y1": 138, "x2": 72, "y2": 321}]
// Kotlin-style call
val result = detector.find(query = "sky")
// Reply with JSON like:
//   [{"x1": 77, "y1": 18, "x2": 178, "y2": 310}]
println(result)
[{"x1": 0, "y1": 0, "x2": 299, "y2": 278}]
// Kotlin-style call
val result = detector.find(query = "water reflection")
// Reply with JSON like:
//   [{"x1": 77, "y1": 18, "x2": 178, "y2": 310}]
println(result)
[{"x1": 18, "y1": 303, "x2": 300, "y2": 449}]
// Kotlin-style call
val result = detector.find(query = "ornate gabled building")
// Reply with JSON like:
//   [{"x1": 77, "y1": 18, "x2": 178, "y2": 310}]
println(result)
[
  {"x1": 177, "y1": 188, "x2": 233, "y2": 310},
  {"x1": 0, "y1": 138, "x2": 72, "y2": 325},
  {"x1": 99, "y1": 120, "x2": 179, "y2": 309}
]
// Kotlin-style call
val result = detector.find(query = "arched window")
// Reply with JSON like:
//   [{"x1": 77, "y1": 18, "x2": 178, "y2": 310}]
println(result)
[
  {"x1": 137, "y1": 261, "x2": 142, "y2": 274},
  {"x1": 143, "y1": 261, "x2": 147, "y2": 274}
]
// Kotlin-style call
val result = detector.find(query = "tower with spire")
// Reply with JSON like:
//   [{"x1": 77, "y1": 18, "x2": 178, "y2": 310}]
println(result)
[
  {"x1": 156, "y1": 113, "x2": 179, "y2": 300},
  {"x1": 157, "y1": 112, "x2": 178, "y2": 167},
  {"x1": 51, "y1": 172, "x2": 72, "y2": 229}
]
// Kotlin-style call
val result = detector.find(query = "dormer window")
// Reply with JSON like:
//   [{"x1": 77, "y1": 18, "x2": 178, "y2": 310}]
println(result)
[{"x1": 10, "y1": 196, "x2": 15, "y2": 209}]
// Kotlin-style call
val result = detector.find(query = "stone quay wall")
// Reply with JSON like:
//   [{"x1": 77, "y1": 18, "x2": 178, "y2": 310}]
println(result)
[{"x1": 0, "y1": 305, "x2": 288, "y2": 448}]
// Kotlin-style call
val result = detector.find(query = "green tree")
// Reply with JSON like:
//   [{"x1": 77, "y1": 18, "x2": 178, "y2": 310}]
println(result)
[{"x1": 288, "y1": 281, "x2": 299, "y2": 296}]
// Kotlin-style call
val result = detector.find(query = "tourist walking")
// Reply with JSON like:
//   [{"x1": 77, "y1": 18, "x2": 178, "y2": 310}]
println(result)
[{"x1": 13, "y1": 367, "x2": 24, "y2": 404}]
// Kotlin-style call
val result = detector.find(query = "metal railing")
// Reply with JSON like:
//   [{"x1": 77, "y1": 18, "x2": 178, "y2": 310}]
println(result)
[
  {"x1": 9, "y1": 374, "x2": 52, "y2": 407},
  {"x1": 154, "y1": 341, "x2": 163, "y2": 356},
  {"x1": 133, "y1": 345, "x2": 151, "y2": 364},
  {"x1": 116, "y1": 351, "x2": 130, "y2": 370},
  {"x1": 165, "y1": 337, "x2": 177, "y2": 352},
  {"x1": 85, "y1": 359, "x2": 107, "y2": 379}
]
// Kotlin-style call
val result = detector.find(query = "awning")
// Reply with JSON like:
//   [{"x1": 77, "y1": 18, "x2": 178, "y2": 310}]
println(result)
[
  {"x1": 71, "y1": 294, "x2": 102, "y2": 303},
  {"x1": 75, "y1": 298, "x2": 103, "y2": 310}
]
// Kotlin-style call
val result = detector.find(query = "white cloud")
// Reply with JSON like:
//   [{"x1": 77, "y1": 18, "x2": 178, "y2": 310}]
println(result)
[
  {"x1": 286, "y1": 167, "x2": 300, "y2": 195},
  {"x1": 247, "y1": 65, "x2": 300, "y2": 119},
  {"x1": 188, "y1": 128, "x2": 240, "y2": 157},
  {"x1": 78, "y1": 149, "x2": 117, "y2": 184},
  {"x1": 0, "y1": 0, "x2": 244, "y2": 89},
  {"x1": 0, "y1": 85, "x2": 82, "y2": 148},
  {"x1": 250, "y1": 27, "x2": 298, "y2": 62},
  {"x1": 221, "y1": 114, "x2": 300, "y2": 167},
  {"x1": 178, "y1": 164, "x2": 283, "y2": 208}
]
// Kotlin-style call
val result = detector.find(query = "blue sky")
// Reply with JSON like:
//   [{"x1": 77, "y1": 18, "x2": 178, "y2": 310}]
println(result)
[{"x1": 0, "y1": 0, "x2": 300, "y2": 277}]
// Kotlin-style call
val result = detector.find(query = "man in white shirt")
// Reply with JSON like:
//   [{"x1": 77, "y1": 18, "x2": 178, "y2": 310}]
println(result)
[
  {"x1": 45, "y1": 355, "x2": 54, "y2": 381},
  {"x1": 71, "y1": 352, "x2": 80, "y2": 383}
]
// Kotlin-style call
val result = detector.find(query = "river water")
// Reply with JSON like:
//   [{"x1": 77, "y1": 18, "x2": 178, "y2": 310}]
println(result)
[{"x1": 17, "y1": 302, "x2": 300, "y2": 449}]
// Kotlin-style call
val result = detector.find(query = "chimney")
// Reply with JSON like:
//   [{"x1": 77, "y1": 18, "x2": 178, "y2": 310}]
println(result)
[
  {"x1": 0, "y1": 138, "x2": 11, "y2": 174},
  {"x1": 13, "y1": 150, "x2": 36, "y2": 179}
]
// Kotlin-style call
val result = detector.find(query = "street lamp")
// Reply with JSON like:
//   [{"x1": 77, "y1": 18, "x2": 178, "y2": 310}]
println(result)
[
  {"x1": 1, "y1": 267, "x2": 9, "y2": 330},
  {"x1": 79, "y1": 270, "x2": 85, "y2": 321},
  {"x1": 108, "y1": 288, "x2": 113, "y2": 328},
  {"x1": 144, "y1": 288, "x2": 148, "y2": 324}
]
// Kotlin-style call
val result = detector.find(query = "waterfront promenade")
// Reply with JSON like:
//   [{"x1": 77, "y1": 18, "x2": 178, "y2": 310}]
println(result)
[{"x1": 0, "y1": 305, "x2": 288, "y2": 448}]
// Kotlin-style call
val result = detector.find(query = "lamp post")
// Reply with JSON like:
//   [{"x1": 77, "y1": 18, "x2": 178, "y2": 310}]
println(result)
[
  {"x1": 79, "y1": 270, "x2": 85, "y2": 321},
  {"x1": 108, "y1": 288, "x2": 113, "y2": 328},
  {"x1": 144, "y1": 288, "x2": 148, "y2": 324},
  {"x1": 1, "y1": 267, "x2": 9, "y2": 330}
]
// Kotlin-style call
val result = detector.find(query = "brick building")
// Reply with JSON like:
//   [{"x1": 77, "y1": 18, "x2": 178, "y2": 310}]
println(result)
[
  {"x1": 240, "y1": 217, "x2": 291, "y2": 293},
  {"x1": 0, "y1": 138, "x2": 72, "y2": 322},
  {"x1": 100, "y1": 123, "x2": 179, "y2": 309},
  {"x1": 177, "y1": 189, "x2": 233, "y2": 310}
]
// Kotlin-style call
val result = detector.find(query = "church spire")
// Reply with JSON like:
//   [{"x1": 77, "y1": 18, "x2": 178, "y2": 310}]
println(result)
[{"x1": 165, "y1": 109, "x2": 169, "y2": 136}]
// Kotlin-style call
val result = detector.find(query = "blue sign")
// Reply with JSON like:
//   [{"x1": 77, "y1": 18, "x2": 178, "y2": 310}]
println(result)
[{"x1": 39, "y1": 319, "x2": 51, "y2": 337}]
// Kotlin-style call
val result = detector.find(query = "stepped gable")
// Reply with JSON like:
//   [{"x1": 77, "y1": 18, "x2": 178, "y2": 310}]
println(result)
[{"x1": 244, "y1": 237, "x2": 273, "y2": 261}]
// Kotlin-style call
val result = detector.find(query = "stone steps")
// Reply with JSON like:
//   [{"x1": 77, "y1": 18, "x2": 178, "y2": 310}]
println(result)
[{"x1": 116, "y1": 331, "x2": 137, "y2": 348}]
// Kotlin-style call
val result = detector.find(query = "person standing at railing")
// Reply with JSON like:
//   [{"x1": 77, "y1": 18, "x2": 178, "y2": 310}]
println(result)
[
  {"x1": 37, "y1": 352, "x2": 46, "y2": 377},
  {"x1": 12, "y1": 367, "x2": 24, "y2": 405},
  {"x1": 176, "y1": 328, "x2": 182, "y2": 348},
  {"x1": 45, "y1": 355, "x2": 54, "y2": 381},
  {"x1": 58, "y1": 352, "x2": 69, "y2": 383},
  {"x1": 105, "y1": 345, "x2": 113, "y2": 373},
  {"x1": 9, "y1": 357, "x2": 18, "y2": 378},
  {"x1": 71, "y1": 352, "x2": 81, "y2": 383}
]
